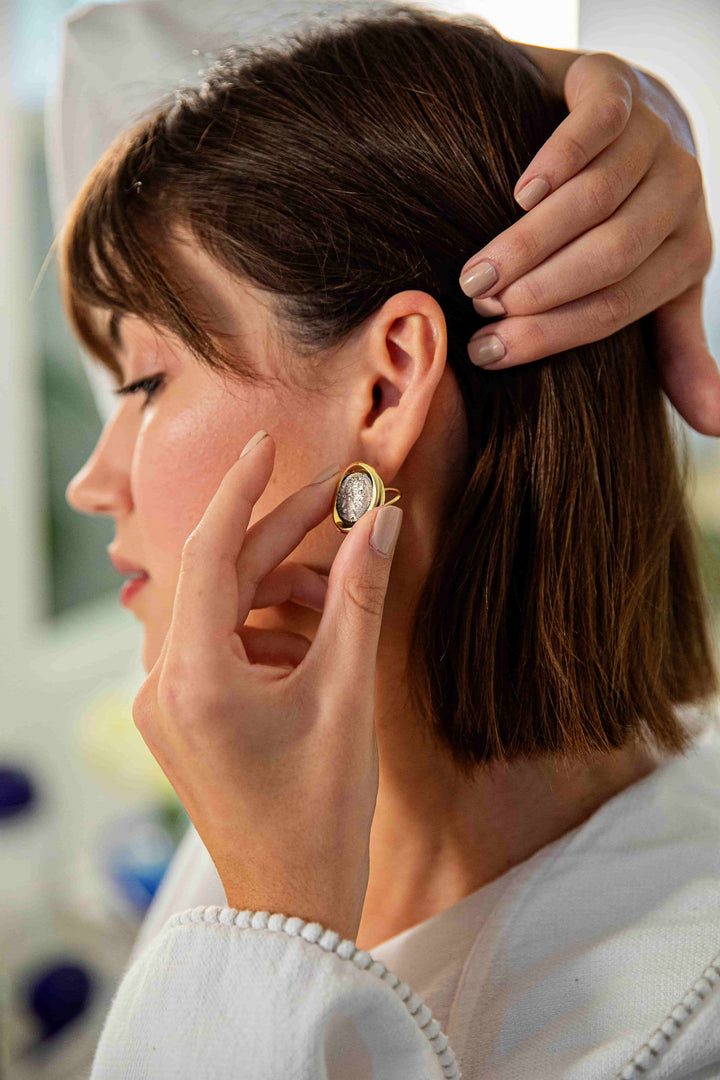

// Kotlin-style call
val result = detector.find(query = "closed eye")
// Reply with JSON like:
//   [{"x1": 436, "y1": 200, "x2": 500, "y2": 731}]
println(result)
[{"x1": 113, "y1": 374, "x2": 165, "y2": 410}]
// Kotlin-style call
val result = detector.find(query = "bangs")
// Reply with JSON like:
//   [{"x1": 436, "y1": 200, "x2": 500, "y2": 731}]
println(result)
[{"x1": 57, "y1": 114, "x2": 251, "y2": 386}]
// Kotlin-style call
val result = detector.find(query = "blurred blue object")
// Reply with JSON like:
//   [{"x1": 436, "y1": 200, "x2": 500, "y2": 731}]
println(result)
[
  {"x1": 102, "y1": 809, "x2": 179, "y2": 914},
  {"x1": 0, "y1": 764, "x2": 36, "y2": 819}
]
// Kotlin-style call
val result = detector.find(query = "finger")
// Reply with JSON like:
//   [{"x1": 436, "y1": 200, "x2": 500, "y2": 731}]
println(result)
[
  {"x1": 467, "y1": 227, "x2": 698, "y2": 369},
  {"x1": 651, "y1": 282, "x2": 720, "y2": 437},
  {"x1": 460, "y1": 104, "x2": 658, "y2": 299},
  {"x1": 250, "y1": 562, "x2": 329, "y2": 613},
  {"x1": 487, "y1": 162, "x2": 679, "y2": 317},
  {"x1": 513, "y1": 52, "x2": 634, "y2": 210},
  {"x1": 235, "y1": 465, "x2": 340, "y2": 620},
  {"x1": 168, "y1": 432, "x2": 276, "y2": 659},
  {"x1": 299, "y1": 504, "x2": 402, "y2": 701}
]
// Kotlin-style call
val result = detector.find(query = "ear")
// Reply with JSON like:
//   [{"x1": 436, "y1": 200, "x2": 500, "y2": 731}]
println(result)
[{"x1": 354, "y1": 290, "x2": 448, "y2": 478}]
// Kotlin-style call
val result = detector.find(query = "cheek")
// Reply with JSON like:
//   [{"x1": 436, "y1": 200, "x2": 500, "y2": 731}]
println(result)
[{"x1": 132, "y1": 401, "x2": 239, "y2": 571}]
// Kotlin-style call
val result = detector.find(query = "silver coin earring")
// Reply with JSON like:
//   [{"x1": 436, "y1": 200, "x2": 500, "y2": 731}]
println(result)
[{"x1": 332, "y1": 462, "x2": 401, "y2": 533}]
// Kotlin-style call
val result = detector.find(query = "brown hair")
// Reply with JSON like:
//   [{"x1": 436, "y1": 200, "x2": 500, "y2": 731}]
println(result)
[{"x1": 58, "y1": 2, "x2": 719, "y2": 774}]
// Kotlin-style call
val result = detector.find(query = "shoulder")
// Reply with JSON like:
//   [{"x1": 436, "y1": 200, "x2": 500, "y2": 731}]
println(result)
[{"x1": 449, "y1": 723, "x2": 720, "y2": 1079}]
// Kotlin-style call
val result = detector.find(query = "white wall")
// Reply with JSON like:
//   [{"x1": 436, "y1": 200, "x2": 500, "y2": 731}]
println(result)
[{"x1": 406, "y1": 0, "x2": 579, "y2": 47}]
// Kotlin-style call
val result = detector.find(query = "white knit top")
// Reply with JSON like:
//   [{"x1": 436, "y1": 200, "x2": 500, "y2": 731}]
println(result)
[{"x1": 89, "y1": 720, "x2": 720, "y2": 1079}]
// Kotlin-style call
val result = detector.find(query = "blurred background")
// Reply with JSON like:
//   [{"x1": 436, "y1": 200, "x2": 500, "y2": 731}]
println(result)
[{"x1": 1, "y1": 0, "x2": 719, "y2": 1075}]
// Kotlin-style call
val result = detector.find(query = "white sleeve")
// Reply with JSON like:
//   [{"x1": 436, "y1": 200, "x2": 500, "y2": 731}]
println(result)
[
  {"x1": 87, "y1": 905, "x2": 460, "y2": 1079},
  {"x1": 615, "y1": 975, "x2": 720, "y2": 1080}
]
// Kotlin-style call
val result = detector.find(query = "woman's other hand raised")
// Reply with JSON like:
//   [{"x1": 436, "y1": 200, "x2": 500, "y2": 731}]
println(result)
[{"x1": 459, "y1": 50, "x2": 719, "y2": 437}]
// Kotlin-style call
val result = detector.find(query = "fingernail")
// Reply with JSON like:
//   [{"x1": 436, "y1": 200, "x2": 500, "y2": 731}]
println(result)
[
  {"x1": 473, "y1": 295, "x2": 506, "y2": 317},
  {"x1": 515, "y1": 177, "x2": 550, "y2": 212},
  {"x1": 458, "y1": 260, "x2": 498, "y2": 298},
  {"x1": 370, "y1": 505, "x2": 403, "y2": 557},
  {"x1": 240, "y1": 429, "x2": 268, "y2": 458},
  {"x1": 309, "y1": 461, "x2": 342, "y2": 485},
  {"x1": 468, "y1": 334, "x2": 506, "y2": 367}
]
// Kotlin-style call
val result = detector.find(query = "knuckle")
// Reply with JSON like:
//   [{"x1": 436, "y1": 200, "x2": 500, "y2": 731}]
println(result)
[
  {"x1": 673, "y1": 208, "x2": 714, "y2": 281},
  {"x1": 343, "y1": 575, "x2": 386, "y2": 620},
  {"x1": 156, "y1": 670, "x2": 185, "y2": 718},
  {"x1": 691, "y1": 226, "x2": 714, "y2": 278},
  {"x1": 568, "y1": 53, "x2": 634, "y2": 110},
  {"x1": 506, "y1": 227, "x2": 542, "y2": 270},
  {"x1": 180, "y1": 529, "x2": 205, "y2": 563},
  {"x1": 512, "y1": 318, "x2": 551, "y2": 361},
  {"x1": 603, "y1": 220, "x2": 646, "y2": 279},
  {"x1": 652, "y1": 204, "x2": 677, "y2": 239},
  {"x1": 158, "y1": 658, "x2": 213, "y2": 724},
  {"x1": 132, "y1": 685, "x2": 155, "y2": 732},
  {"x1": 587, "y1": 164, "x2": 626, "y2": 219},
  {"x1": 598, "y1": 90, "x2": 632, "y2": 134},
  {"x1": 514, "y1": 273, "x2": 548, "y2": 314},
  {"x1": 593, "y1": 283, "x2": 634, "y2": 331},
  {"x1": 561, "y1": 128, "x2": 593, "y2": 175},
  {"x1": 586, "y1": 52, "x2": 634, "y2": 84}
]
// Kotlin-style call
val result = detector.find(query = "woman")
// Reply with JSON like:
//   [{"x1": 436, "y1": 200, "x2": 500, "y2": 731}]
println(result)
[{"x1": 59, "y1": 3, "x2": 720, "y2": 1077}]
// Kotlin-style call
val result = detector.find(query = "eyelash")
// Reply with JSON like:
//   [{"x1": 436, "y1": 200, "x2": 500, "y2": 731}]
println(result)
[{"x1": 113, "y1": 373, "x2": 165, "y2": 410}]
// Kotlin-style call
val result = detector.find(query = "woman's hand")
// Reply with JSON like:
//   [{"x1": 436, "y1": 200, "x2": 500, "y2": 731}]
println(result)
[
  {"x1": 131, "y1": 431, "x2": 402, "y2": 944},
  {"x1": 459, "y1": 50, "x2": 719, "y2": 436}
]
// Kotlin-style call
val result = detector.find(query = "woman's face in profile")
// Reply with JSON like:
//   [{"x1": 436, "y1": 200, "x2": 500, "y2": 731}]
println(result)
[{"x1": 65, "y1": 238, "x2": 344, "y2": 674}]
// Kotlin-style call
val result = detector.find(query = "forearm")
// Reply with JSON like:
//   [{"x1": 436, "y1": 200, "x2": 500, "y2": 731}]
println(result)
[{"x1": 511, "y1": 42, "x2": 697, "y2": 155}]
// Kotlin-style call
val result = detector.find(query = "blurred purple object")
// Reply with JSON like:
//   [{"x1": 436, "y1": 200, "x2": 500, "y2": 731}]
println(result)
[
  {"x1": 0, "y1": 764, "x2": 36, "y2": 819},
  {"x1": 26, "y1": 959, "x2": 93, "y2": 1041}
]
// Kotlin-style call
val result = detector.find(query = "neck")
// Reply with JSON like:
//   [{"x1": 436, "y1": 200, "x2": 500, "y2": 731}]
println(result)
[{"x1": 356, "y1": 636, "x2": 664, "y2": 952}]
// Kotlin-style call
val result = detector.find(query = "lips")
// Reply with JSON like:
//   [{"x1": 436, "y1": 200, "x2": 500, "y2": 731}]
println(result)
[{"x1": 107, "y1": 546, "x2": 149, "y2": 578}]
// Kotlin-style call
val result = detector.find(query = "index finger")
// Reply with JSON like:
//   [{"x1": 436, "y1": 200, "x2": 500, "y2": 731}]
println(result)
[
  {"x1": 168, "y1": 431, "x2": 275, "y2": 659},
  {"x1": 512, "y1": 54, "x2": 634, "y2": 212},
  {"x1": 459, "y1": 54, "x2": 635, "y2": 291}
]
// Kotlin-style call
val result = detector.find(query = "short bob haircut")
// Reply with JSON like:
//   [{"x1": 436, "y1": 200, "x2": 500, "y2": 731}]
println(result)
[{"x1": 58, "y1": 2, "x2": 719, "y2": 776}]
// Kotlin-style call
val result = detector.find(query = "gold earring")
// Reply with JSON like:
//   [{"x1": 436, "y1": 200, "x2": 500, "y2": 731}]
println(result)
[{"x1": 332, "y1": 462, "x2": 401, "y2": 533}]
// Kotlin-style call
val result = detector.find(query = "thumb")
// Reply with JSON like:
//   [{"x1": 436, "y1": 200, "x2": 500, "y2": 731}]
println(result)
[
  {"x1": 651, "y1": 282, "x2": 720, "y2": 437},
  {"x1": 302, "y1": 504, "x2": 402, "y2": 696}
]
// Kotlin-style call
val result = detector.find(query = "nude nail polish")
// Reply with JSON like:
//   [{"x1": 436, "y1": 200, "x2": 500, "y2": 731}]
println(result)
[
  {"x1": 240, "y1": 429, "x2": 268, "y2": 457},
  {"x1": 458, "y1": 260, "x2": 498, "y2": 298},
  {"x1": 309, "y1": 462, "x2": 342, "y2": 485},
  {"x1": 370, "y1": 505, "x2": 402, "y2": 557},
  {"x1": 468, "y1": 334, "x2": 506, "y2": 367},
  {"x1": 515, "y1": 177, "x2": 550, "y2": 212},
  {"x1": 473, "y1": 295, "x2": 506, "y2": 317}
]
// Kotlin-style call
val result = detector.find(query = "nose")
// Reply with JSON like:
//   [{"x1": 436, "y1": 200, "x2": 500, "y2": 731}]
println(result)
[{"x1": 65, "y1": 412, "x2": 133, "y2": 518}]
